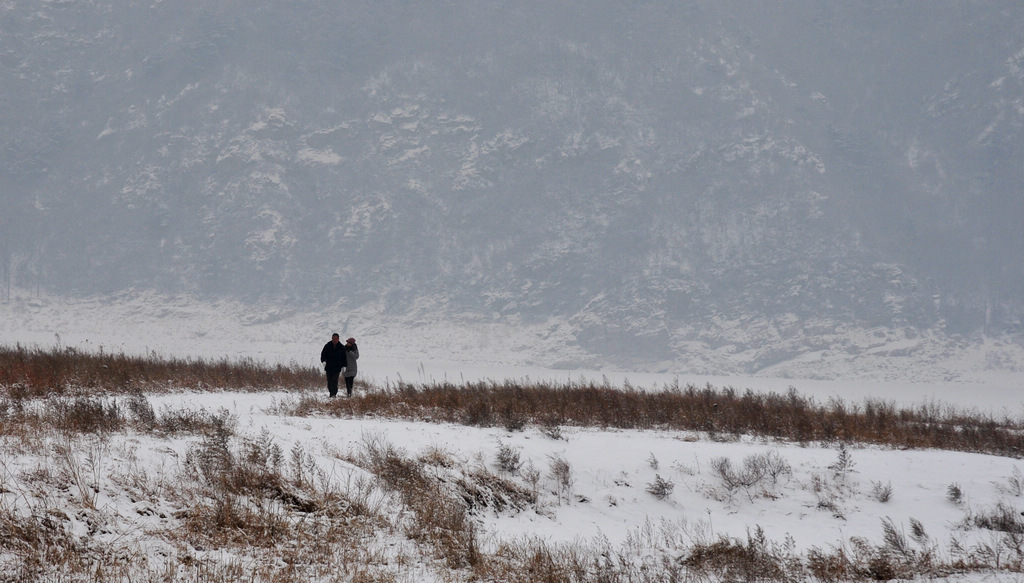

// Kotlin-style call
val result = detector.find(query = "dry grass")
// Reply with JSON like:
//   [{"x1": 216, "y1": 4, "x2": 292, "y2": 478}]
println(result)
[
  {"x1": 0, "y1": 343, "x2": 320, "y2": 398},
  {"x1": 289, "y1": 379, "x2": 1024, "y2": 459},
  {"x1": 6, "y1": 343, "x2": 1024, "y2": 581},
  {"x1": 0, "y1": 407, "x2": 410, "y2": 582},
  {"x1": 0, "y1": 504, "x2": 83, "y2": 581},
  {"x1": 6, "y1": 343, "x2": 1023, "y2": 460},
  {"x1": 354, "y1": 435, "x2": 482, "y2": 569}
]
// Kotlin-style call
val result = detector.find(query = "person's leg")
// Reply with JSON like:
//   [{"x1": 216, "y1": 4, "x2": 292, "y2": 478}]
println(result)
[
  {"x1": 345, "y1": 375, "x2": 355, "y2": 396},
  {"x1": 327, "y1": 370, "x2": 340, "y2": 397}
]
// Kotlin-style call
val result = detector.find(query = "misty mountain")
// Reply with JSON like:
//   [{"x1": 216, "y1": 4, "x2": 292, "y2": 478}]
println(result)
[{"x1": 2, "y1": 1, "x2": 1022, "y2": 367}]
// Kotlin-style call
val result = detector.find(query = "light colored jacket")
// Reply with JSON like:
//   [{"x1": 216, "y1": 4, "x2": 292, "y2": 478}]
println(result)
[{"x1": 343, "y1": 346, "x2": 359, "y2": 377}]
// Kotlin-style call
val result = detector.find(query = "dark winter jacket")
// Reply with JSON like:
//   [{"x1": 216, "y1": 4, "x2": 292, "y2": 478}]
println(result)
[
  {"x1": 321, "y1": 341, "x2": 347, "y2": 373},
  {"x1": 343, "y1": 344, "x2": 359, "y2": 377}
]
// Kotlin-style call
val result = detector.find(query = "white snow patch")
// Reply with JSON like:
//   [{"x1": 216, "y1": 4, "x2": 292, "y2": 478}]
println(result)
[{"x1": 297, "y1": 147, "x2": 342, "y2": 165}]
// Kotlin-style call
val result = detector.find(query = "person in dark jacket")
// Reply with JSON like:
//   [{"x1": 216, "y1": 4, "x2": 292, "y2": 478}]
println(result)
[
  {"x1": 320, "y1": 333, "x2": 347, "y2": 397},
  {"x1": 343, "y1": 337, "x2": 359, "y2": 397}
]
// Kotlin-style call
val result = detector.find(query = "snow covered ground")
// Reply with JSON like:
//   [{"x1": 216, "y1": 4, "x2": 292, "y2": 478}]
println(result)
[
  {"x1": 3, "y1": 289, "x2": 1024, "y2": 580},
  {"x1": 139, "y1": 389, "x2": 1024, "y2": 558},
  {"x1": 4, "y1": 385, "x2": 1023, "y2": 581}
]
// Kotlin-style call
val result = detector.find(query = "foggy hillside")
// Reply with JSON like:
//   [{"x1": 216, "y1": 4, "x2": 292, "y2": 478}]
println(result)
[{"x1": 2, "y1": 1, "x2": 1022, "y2": 368}]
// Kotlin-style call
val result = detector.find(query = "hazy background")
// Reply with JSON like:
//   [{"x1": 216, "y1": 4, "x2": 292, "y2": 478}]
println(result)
[{"x1": 2, "y1": 0, "x2": 1022, "y2": 373}]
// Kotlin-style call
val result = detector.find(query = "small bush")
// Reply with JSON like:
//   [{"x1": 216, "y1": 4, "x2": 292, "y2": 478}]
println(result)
[
  {"x1": 710, "y1": 452, "x2": 790, "y2": 501},
  {"x1": 810, "y1": 474, "x2": 845, "y2": 519},
  {"x1": 124, "y1": 392, "x2": 156, "y2": 430},
  {"x1": 871, "y1": 480, "x2": 893, "y2": 503},
  {"x1": 540, "y1": 418, "x2": 563, "y2": 440},
  {"x1": 495, "y1": 442, "x2": 522, "y2": 475},
  {"x1": 683, "y1": 527, "x2": 790, "y2": 582},
  {"x1": 760, "y1": 451, "x2": 793, "y2": 486},
  {"x1": 807, "y1": 545, "x2": 855, "y2": 582},
  {"x1": 501, "y1": 406, "x2": 528, "y2": 432},
  {"x1": 548, "y1": 454, "x2": 573, "y2": 504},
  {"x1": 521, "y1": 460, "x2": 542, "y2": 500},
  {"x1": 998, "y1": 466, "x2": 1024, "y2": 497},
  {"x1": 54, "y1": 397, "x2": 125, "y2": 434},
  {"x1": 828, "y1": 443, "x2": 855, "y2": 480},
  {"x1": 963, "y1": 501, "x2": 1024, "y2": 534},
  {"x1": 646, "y1": 474, "x2": 675, "y2": 500},
  {"x1": 947, "y1": 482, "x2": 964, "y2": 505},
  {"x1": 157, "y1": 405, "x2": 235, "y2": 435},
  {"x1": 647, "y1": 452, "x2": 659, "y2": 470},
  {"x1": 418, "y1": 444, "x2": 456, "y2": 468}
]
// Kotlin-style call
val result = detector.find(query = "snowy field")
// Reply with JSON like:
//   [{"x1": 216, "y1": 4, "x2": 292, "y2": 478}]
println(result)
[
  {"x1": 137, "y1": 389, "x2": 1024, "y2": 577},
  {"x1": 149, "y1": 389, "x2": 1021, "y2": 550},
  {"x1": 3, "y1": 290, "x2": 1024, "y2": 580}
]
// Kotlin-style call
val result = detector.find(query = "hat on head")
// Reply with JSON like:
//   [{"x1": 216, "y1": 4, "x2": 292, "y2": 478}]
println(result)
[{"x1": 346, "y1": 337, "x2": 356, "y2": 343}]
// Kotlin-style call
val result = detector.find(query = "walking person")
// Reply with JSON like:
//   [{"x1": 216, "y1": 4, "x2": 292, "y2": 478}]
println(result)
[
  {"x1": 343, "y1": 337, "x2": 359, "y2": 397},
  {"x1": 320, "y1": 333, "x2": 347, "y2": 397}
]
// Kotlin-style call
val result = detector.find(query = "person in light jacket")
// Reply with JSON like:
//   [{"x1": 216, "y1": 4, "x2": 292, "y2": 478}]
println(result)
[
  {"x1": 343, "y1": 337, "x2": 359, "y2": 396},
  {"x1": 320, "y1": 333, "x2": 347, "y2": 397}
]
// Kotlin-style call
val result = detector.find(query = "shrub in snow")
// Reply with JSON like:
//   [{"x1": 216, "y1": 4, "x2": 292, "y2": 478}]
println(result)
[
  {"x1": 871, "y1": 480, "x2": 893, "y2": 503},
  {"x1": 495, "y1": 442, "x2": 522, "y2": 475},
  {"x1": 540, "y1": 421, "x2": 563, "y2": 440},
  {"x1": 521, "y1": 459, "x2": 542, "y2": 499},
  {"x1": 547, "y1": 454, "x2": 573, "y2": 504},
  {"x1": 997, "y1": 466, "x2": 1024, "y2": 497},
  {"x1": 960, "y1": 501, "x2": 1024, "y2": 534},
  {"x1": 647, "y1": 452, "x2": 659, "y2": 470},
  {"x1": 828, "y1": 443, "x2": 855, "y2": 481},
  {"x1": 947, "y1": 482, "x2": 963, "y2": 505},
  {"x1": 646, "y1": 474, "x2": 675, "y2": 500},
  {"x1": 710, "y1": 451, "x2": 792, "y2": 502}
]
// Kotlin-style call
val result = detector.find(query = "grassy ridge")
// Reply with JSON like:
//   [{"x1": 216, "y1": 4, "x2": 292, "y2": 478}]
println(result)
[
  {"x1": 295, "y1": 380, "x2": 1024, "y2": 458},
  {"x1": 3, "y1": 343, "x2": 1022, "y2": 457},
  {"x1": 0, "y1": 343, "x2": 321, "y2": 396}
]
